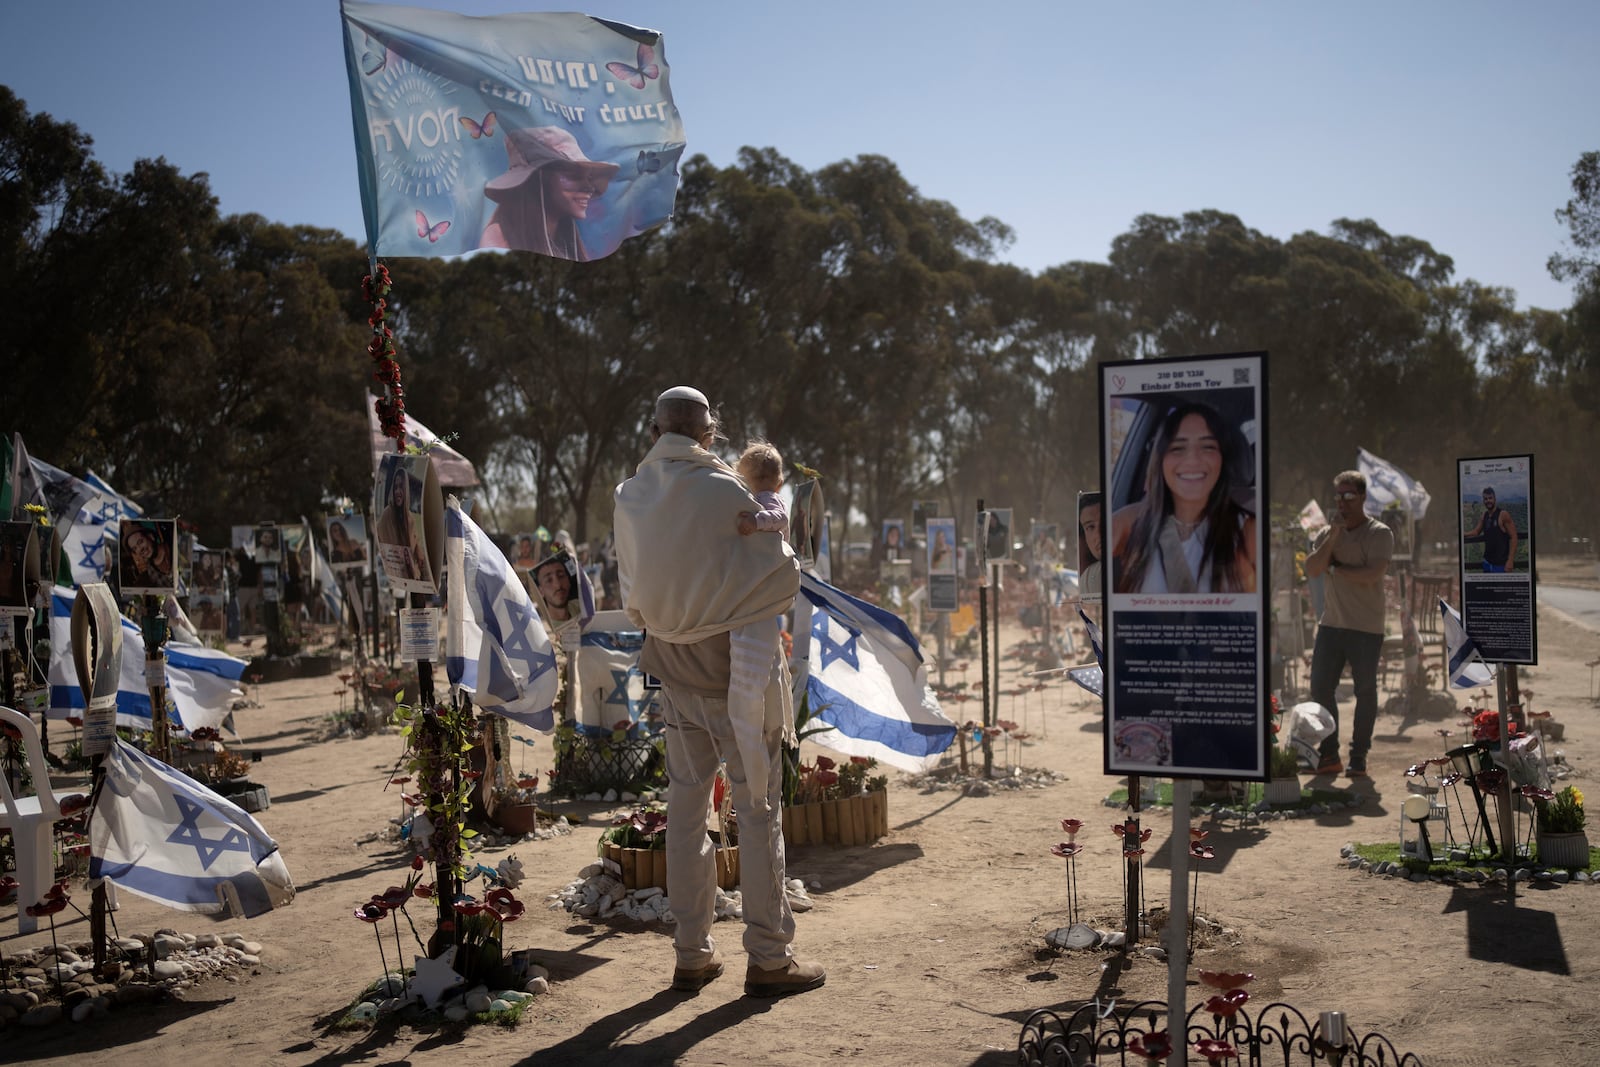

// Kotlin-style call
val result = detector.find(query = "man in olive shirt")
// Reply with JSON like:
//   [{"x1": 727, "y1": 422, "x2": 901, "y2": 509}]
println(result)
[{"x1": 1304, "y1": 470, "x2": 1393, "y2": 778}]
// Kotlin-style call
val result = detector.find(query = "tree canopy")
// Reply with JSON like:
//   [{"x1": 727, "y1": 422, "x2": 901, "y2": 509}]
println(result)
[{"x1": 4, "y1": 85, "x2": 1596, "y2": 560}]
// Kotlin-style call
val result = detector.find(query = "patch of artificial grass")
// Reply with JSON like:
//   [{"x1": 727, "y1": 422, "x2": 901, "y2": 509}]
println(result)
[{"x1": 1351, "y1": 841, "x2": 1596, "y2": 873}]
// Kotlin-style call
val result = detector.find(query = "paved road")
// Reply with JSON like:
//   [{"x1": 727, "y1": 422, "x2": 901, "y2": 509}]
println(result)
[{"x1": 1541, "y1": 584, "x2": 1600, "y2": 633}]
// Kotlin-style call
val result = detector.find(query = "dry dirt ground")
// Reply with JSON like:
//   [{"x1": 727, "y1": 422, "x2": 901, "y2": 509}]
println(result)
[{"x1": 4, "y1": 578, "x2": 1599, "y2": 1067}]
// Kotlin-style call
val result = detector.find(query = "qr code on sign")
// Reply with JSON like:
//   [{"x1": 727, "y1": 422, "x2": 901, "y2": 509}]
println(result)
[{"x1": 1233, "y1": 367, "x2": 1249, "y2": 384}]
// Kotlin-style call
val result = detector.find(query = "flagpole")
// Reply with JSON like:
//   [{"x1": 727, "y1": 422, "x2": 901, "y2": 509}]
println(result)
[{"x1": 976, "y1": 501, "x2": 993, "y2": 778}]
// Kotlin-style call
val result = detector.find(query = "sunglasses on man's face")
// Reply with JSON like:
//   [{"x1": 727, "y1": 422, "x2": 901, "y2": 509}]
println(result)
[{"x1": 1333, "y1": 490, "x2": 1363, "y2": 502}]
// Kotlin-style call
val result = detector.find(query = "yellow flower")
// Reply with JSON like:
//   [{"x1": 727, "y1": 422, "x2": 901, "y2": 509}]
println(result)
[{"x1": 1571, "y1": 787, "x2": 1584, "y2": 808}]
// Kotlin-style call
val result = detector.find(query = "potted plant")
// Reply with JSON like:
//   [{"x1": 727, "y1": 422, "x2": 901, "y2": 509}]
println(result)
[
  {"x1": 1535, "y1": 785, "x2": 1590, "y2": 868},
  {"x1": 782, "y1": 754, "x2": 890, "y2": 847},
  {"x1": 1263, "y1": 696, "x2": 1302, "y2": 806}
]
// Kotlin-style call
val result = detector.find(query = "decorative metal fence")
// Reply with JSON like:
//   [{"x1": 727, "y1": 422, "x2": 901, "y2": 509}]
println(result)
[{"x1": 1019, "y1": 1000, "x2": 1426, "y2": 1066}]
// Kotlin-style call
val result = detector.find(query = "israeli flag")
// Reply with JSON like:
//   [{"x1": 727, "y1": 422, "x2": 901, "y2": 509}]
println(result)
[
  {"x1": 577, "y1": 614, "x2": 645, "y2": 737},
  {"x1": 83, "y1": 469, "x2": 144, "y2": 524},
  {"x1": 799, "y1": 573, "x2": 955, "y2": 772},
  {"x1": 91, "y1": 739, "x2": 294, "y2": 917},
  {"x1": 444, "y1": 499, "x2": 557, "y2": 731},
  {"x1": 1357, "y1": 447, "x2": 1431, "y2": 521},
  {"x1": 1441, "y1": 599, "x2": 1496, "y2": 689},
  {"x1": 1067, "y1": 607, "x2": 1104, "y2": 697},
  {"x1": 48, "y1": 587, "x2": 247, "y2": 732}
]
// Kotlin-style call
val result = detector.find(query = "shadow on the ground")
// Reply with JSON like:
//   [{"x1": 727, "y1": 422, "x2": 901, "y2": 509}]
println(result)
[
  {"x1": 1443, "y1": 882, "x2": 1570, "y2": 974},
  {"x1": 515, "y1": 987, "x2": 775, "y2": 1065},
  {"x1": 5, "y1": 990, "x2": 233, "y2": 1059},
  {"x1": 787, "y1": 841, "x2": 924, "y2": 892}
]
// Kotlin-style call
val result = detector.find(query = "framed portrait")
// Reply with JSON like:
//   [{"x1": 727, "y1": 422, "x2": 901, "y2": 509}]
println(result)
[
  {"x1": 119, "y1": 518, "x2": 178, "y2": 597},
  {"x1": 193, "y1": 549, "x2": 227, "y2": 597},
  {"x1": 882, "y1": 519, "x2": 906, "y2": 560},
  {"x1": 254, "y1": 524, "x2": 282, "y2": 565},
  {"x1": 530, "y1": 549, "x2": 582, "y2": 629},
  {"x1": 327, "y1": 514, "x2": 371, "y2": 572},
  {"x1": 1098, "y1": 351, "x2": 1269, "y2": 781}
]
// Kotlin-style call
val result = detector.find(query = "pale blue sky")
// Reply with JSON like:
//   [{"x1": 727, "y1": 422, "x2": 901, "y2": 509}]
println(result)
[{"x1": 3, "y1": 1, "x2": 1595, "y2": 311}]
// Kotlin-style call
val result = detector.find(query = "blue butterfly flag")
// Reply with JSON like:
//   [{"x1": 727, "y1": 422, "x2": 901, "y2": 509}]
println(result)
[
  {"x1": 444, "y1": 498, "x2": 558, "y2": 731},
  {"x1": 340, "y1": 1, "x2": 685, "y2": 262},
  {"x1": 799, "y1": 573, "x2": 956, "y2": 773}
]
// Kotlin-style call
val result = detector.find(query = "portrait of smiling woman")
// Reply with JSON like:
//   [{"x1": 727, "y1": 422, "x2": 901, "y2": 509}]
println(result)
[
  {"x1": 1111, "y1": 400, "x2": 1257, "y2": 594},
  {"x1": 479, "y1": 126, "x2": 620, "y2": 260}
]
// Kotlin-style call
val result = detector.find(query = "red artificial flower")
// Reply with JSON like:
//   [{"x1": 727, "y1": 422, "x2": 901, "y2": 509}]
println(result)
[
  {"x1": 1060, "y1": 818, "x2": 1083, "y2": 836},
  {"x1": 463, "y1": 770, "x2": 483, "y2": 781},
  {"x1": 1197, "y1": 970, "x2": 1255, "y2": 990},
  {"x1": 815, "y1": 769, "x2": 840, "y2": 788},
  {"x1": 413, "y1": 882, "x2": 434, "y2": 899},
  {"x1": 1193, "y1": 1037, "x2": 1240, "y2": 1064},
  {"x1": 455, "y1": 899, "x2": 488, "y2": 918},
  {"x1": 1475, "y1": 768, "x2": 1508, "y2": 793},
  {"x1": 517, "y1": 776, "x2": 540, "y2": 789},
  {"x1": 373, "y1": 885, "x2": 410, "y2": 910},
  {"x1": 1520, "y1": 785, "x2": 1556, "y2": 802},
  {"x1": 0, "y1": 875, "x2": 17, "y2": 893},
  {"x1": 1123, "y1": 848, "x2": 1145, "y2": 859},
  {"x1": 851, "y1": 756, "x2": 873, "y2": 765},
  {"x1": 1190, "y1": 843, "x2": 1215, "y2": 860},
  {"x1": 814, "y1": 755, "x2": 836, "y2": 771},
  {"x1": 1405, "y1": 763, "x2": 1428, "y2": 777},
  {"x1": 1190, "y1": 828, "x2": 1209, "y2": 842},
  {"x1": 1127, "y1": 1030, "x2": 1173, "y2": 1060},
  {"x1": 391, "y1": 775, "x2": 413, "y2": 786},
  {"x1": 486, "y1": 887, "x2": 525, "y2": 923},
  {"x1": 1051, "y1": 842, "x2": 1084, "y2": 859},
  {"x1": 412, "y1": 854, "x2": 425, "y2": 871},
  {"x1": 26, "y1": 897, "x2": 68, "y2": 918},
  {"x1": 1204, "y1": 989, "x2": 1250, "y2": 1017},
  {"x1": 353, "y1": 903, "x2": 386, "y2": 923}
]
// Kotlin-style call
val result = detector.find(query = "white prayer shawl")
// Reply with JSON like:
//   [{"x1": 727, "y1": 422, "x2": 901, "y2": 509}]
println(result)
[{"x1": 613, "y1": 434, "x2": 798, "y2": 643}]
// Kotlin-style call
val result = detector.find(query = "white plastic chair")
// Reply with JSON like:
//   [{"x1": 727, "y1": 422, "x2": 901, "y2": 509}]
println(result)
[{"x1": 0, "y1": 705, "x2": 80, "y2": 934}]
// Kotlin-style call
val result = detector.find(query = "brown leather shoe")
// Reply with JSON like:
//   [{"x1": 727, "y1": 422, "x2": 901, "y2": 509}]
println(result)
[
  {"x1": 744, "y1": 958, "x2": 826, "y2": 997},
  {"x1": 671, "y1": 949, "x2": 724, "y2": 991}
]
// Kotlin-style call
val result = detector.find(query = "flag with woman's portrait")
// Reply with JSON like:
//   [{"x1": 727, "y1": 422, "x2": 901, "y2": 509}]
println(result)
[{"x1": 340, "y1": 1, "x2": 685, "y2": 262}]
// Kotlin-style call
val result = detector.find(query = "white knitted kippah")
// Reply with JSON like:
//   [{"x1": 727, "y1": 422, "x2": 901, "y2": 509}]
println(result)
[{"x1": 657, "y1": 385, "x2": 708, "y2": 407}]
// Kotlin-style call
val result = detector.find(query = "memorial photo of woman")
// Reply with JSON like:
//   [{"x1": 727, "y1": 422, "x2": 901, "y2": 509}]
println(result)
[
  {"x1": 374, "y1": 458, "x2": 429, "y2": 585},
  {"x1": 479, "y1": 127, "x2": 620, "y2": 260},
  {"x1": 1077, "y1": 492, "x2": 1104, "y2": 601},
  {"x1": 328, "y1": 516, "x2": 369, "y2": 568},
  {"x1": 1111, "y1": 400, "x2": 1257, "y2": 594}
]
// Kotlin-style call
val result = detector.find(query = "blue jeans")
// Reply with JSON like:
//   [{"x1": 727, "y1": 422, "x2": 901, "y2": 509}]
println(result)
[{"x1": 1309, "y1": 625, "x2": 1384, "y2": 765}]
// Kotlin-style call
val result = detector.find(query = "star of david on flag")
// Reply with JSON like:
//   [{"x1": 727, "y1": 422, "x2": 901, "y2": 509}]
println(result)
[
  {"x1": 799, "y1": 573, "x2": 955, "y2": 773},
  {"x1": 90, "y1": 739, "x2": 294, "y2": 917},
  {"x1": 575, "y1": 618, "x2": 646, "y2": 736},
  {"x1": 444, "y1": 498, "x2": 557, "y2": 731}
]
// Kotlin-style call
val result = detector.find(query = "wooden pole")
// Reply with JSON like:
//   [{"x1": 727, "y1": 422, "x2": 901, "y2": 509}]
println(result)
[{"x1": 1496, "y1": 665, "x2": 1519, "y2": 864}]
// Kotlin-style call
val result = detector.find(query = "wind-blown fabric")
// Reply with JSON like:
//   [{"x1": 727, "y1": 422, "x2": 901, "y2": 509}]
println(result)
[
  {"x1": 90, "y1": 739, "x2": 294, "y2": 918},
  {"x1": 368, "y1": 399, "x2": 480, "y2": 488},
  {"x1": 614, "y1": 433, "x2": 798, "y2": 642},
  {"x1": 1441, "y1": 598, "x2": 1496, "y2": 689},
  {"x1": 47, "y1": 587, "x2": 247, "y2": 732},
  {"x1": 798, "y1": 573, "x2": 955, "y2": 773},
  {"x1": 340, "y1": 1, "x2": 684, "y2": 261},
  {"x1": 1358, "y1": 447, "x2": 1431, "y2": 520},
  {"x1": 444, "y1": 499, "x2": 557, "y2": 731},
  {"x1": 1067, "y1": 607, "x2": 1105, "y2": 697}
]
